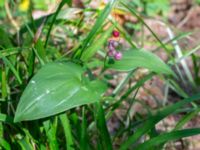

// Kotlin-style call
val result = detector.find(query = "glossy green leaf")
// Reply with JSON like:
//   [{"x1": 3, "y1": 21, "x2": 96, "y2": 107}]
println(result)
[
  {"x1": 108, "y1": 49, "x2": 174, "y2": 75},
  {"x1": 14, "y1": 62, "x2": 107, "y2": 122}
]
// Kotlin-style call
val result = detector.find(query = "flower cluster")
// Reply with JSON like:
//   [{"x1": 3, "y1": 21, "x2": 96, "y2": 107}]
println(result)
[{"x1": 107, "y1": 30, "x2": 122, "y2": 60}]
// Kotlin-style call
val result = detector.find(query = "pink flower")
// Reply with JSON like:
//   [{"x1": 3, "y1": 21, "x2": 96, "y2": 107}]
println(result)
[
  {"x1": 108, "y1": 49, "x2": 116, "y2": 57},
  {"x1": 113, "y1": 41, "x2": 119, "y2": 47},
  {"x1": 114, "y1": 52, "x2": 122, "y2": 60},
  {"x1": 109, "y1": 40, "x2": 119, "y2": 48},
  {"x1": 108, "y1": 44, "x2": 115, "y2": 51}
]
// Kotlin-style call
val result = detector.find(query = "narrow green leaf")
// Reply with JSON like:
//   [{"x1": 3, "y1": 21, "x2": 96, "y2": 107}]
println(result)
[
  {"x1": 96, "y1": 102, "x2": 113, "y2": 150},
  {"x1": 80, "y1": 107, "x2": 90, "y2": 150},
  {"x1": 59, "y1": 114, "x2": 74, "y2": 150},
  {"x1": 0, "y1": 138, "x2": 11, "y2": 150},
  {"x1": 1, "y1": 68, "x2": 7, "y2": 99},
  {"x1": 14, "y1": 62, "x2": 107, "y2": 122},
  {"x1": 108, "y1": 49, "x2": 174, "y2": 75},
  {"x1": 77, "y1": 1, "x2": 116, "y2": 58},
  {"x1": 43, "y1": 119, "x2": 59, "y2": 150},
  {"x1": 0, "y1": 27, "x2": 13, "y2": 48},
  {"x1": 34, "y1": 40, "x2": 46, "y2": 63},
  {"x1": 120, "y1": 93, "x2": 200, "y2": 150},
  {"x1": 17, "y1": 137, "x2": 34, "y2": 150},
  {"x1": 27, "y1": 49, "x2": 35, "y2": 78},
  {"x1": 174, "y1": 108, "x2": 200, "y2": 130},
  {"x1": 0, "y1": 113, "x2": 13, "y2": 123},
  {"x1": 0, "y1": 47, "x2": 25, "y2": 58},
  {"x1": 2, "y1": 57, "x2": 22, "y2": 84},
  {"x1": 44, "y1": 1, "x2": 65, "y2": 48},
  {"x1": 121, "y1": 2, "x2": 171, "y2": 56},
  {"x1": 135, "y1": 128, "x2": 200, "y2": 150},
  {"x1": 81, "y1": 26, "x2": 114, "y2": 62}
]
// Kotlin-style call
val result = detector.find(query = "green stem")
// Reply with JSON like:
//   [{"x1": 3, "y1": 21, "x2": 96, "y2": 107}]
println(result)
[{"x1": 44, "y1": 1, "x2": 65, "y2": 48}]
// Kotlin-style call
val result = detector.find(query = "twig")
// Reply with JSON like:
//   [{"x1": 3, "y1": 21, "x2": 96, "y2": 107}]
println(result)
[{"x1": 5, "y1": 1, "x2": 20, "y2": 31}]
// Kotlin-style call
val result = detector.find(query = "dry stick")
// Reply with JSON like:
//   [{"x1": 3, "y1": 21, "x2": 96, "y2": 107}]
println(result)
[
  {"x1": 4, "y1": 1, "x2": 20, "y2": 31},
  {"x1": 5, "y1": 1, "x2": 20, "y2": 45}
]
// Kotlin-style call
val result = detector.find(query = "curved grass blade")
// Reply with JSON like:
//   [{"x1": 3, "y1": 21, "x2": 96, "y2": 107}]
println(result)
[
  {"x1": 76, "y1": 0, "x2": 116, "y2": 58},
  {"x1": 44, "y1": 0, "x2": 65, "y2": 48},
  {"x1": 2, "y1": 57, "x2": 22, "y2": 84},
  {"x1": 135, "y1": 128, "x2": 200, "y2": 150},
  {"x1": 121, "y1": 2, "x2": 171, "y2": 56},
  {"x1": 174, "y1": 107, "x2": 200, "y2": 130},
  {"x1": 119, "y1": 93, "x2": 200, "y2": 150},
  {"x1": 81, "y1": 26, "x2": 114, "y2": 62}
]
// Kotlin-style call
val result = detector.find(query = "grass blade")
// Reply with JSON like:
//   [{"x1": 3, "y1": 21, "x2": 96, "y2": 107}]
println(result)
[
  {"x1": 43, "y1": 119, "x2": 59, "y2": 150},
  {"x1": 0, "y1": 138, "x2": 11, "y2": 150},
  {"x1": 96, "y1": 102, "x2": 113, "y2": 150},
  {"x1": 17, "y1": 137, "x2": 34, "y2": 150},
  {"x1": 0, "y1": 113, "x2": 13, "y2": 123},
  {"x1": 76, "y1": 1, "x2": 116, "y2": 58},
  {"x1": 80, "y1": 107, "x2": 90, "y2": 150},
  {"x1": 59, "y1": 113, "x2": 74, "y2": 150},
  {"x1": 174, "y1": 107, "x2": 200, "y2": 130},
  {"x1": 135, "y1": 128, "x2": 200, "y2": 150},
  {"x1": 44, "y1": 0, "x2": 65, "y2": 48},
  {"x1": 1, "y1": 67, "x2": 7, "y2": 100},
  {"x1": 121, "y1": 2, "x2": 170, "y2": 55},
  {"x1": 81, "y1": 26, "x2": 114, "y2": 62},
  {"x1": 120, "y1": 93, "x2": 200, "y2": 150},
  {"x1": 2, "y1": 57, "x2": 22, "y2": 84}
]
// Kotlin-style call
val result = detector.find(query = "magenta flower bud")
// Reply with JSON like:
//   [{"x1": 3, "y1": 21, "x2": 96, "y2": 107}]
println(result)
[
  {"x1": 114, "y1": 52, "x2": 122, "y2": 60},
  {"x1": 108, "y1": 44, "x2": 115, "y2": 51},
  {"x1": 112, "y1": 30, "x2": 120, "y2": 38},
  {"x1": 113, "y1": 41, "x2": 119, "y2": 47},
  {"x1": 108, "y1": 49, "x2": 116, "y2": 57},
  {"x1": 108, "y1": 40, "x2": 115, "y2": 46}
]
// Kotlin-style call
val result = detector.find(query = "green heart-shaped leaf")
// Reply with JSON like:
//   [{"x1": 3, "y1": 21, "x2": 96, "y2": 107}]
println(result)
[{"x1": 14, "y1": 62, "x2": 107, "y2": 122}]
